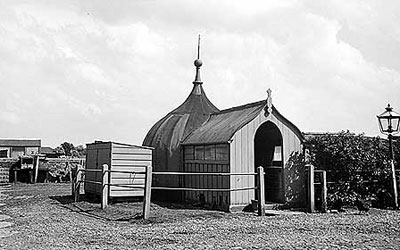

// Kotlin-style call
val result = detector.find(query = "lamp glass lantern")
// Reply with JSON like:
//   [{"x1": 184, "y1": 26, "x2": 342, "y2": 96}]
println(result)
[{"x1": 377, "y1": 104, "x2": 400, "y2": 135}]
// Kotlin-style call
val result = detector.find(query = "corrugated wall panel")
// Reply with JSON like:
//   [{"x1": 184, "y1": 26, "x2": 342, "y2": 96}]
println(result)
[{"x1": 110, "y1": 143, "x2": 152, "y2": 197}]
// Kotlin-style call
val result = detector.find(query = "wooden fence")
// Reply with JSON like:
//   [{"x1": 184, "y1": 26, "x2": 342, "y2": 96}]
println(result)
[
  {"x1": 306, "y1": 164, "x2": 328, "y2": 213},
  {"x1": 72, "y1": 165, "x2": 267, "y2": 219},
  {"x1": 72, "y1": 164, "x2": 152, "y2": 219},
  {"x1": 306, "y1": 165, "x2": 400, "y2": 212}
]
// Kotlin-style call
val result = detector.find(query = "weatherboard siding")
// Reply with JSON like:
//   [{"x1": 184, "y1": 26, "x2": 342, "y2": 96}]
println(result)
[
  {"x1": 85, "y1": 142, "x2": 152, "y2": 198},
  {"x1": 229, "y1": 111, "x2": 302, "y2": 206},
  {"x1": 182, "y1": 144, "x2": 230, "y2": 210}
]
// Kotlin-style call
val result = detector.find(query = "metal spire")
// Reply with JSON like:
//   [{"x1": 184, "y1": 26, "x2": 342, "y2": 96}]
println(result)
[
  {"x1": 197, "y1": 34, "x2": 200, "y2": 60},
  {"x1": 193, "y1": 34, "x2": 203, "y2": 84}
]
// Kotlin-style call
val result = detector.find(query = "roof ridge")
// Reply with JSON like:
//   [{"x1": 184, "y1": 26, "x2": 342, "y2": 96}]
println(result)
[{"x1": 213, "y1": 100, "x2": 266, "y2": 115}]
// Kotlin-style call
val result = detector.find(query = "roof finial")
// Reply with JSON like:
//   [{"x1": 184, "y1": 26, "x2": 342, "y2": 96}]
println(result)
[
  {"x1": 193, "y1": 34, "x2": 203, "y2": 84},
  {"x1": 266, "y1": 88, "x2": 273, "y2": 113}
]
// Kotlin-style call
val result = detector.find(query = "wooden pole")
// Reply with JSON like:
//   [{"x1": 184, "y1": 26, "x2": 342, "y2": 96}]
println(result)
[
  {"x1": 67, "y1": 162, "x2": 73, "y2": 183},
  {"x1": 101, "y1": 164, "x2": 109, "y2": 209},
  {"x1": 72, "y1": 166, "x2": 78, "y2": 201},
  {"x1": 307, "y1": 164, "x2": 315, "y2": 213},
  {"x1": 14, "y1": 170, "x2": 17, "y2": 184},
  {"x1": 321, "y1": 170, "x2": 327, "y2": 213},
  {"x1": 34, "y1": 155, "x2": 39, "y2": 183},
  {"x1": 143, "y1": 165, "x2": 152, "y2": 220},
  {"x1": 390, "y1": 160, "x2": 398, "y2": 209},
  {"x1": 388, "y1": 134, "x2": 398, "y2": 209},
  {"x1": 71, "y1": 166, "x2": 76, "y2": 198},
  {"x1": 75, "y1": 169, "x2": 82, "y2": 202},
  {"x1": 257, "y1": 166, "x2": 265, "y2": 216}
]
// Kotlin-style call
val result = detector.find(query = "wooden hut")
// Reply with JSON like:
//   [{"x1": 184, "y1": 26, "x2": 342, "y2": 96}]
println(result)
[
  {"x1": 143, "y1": 38, "x2": 305, "y2": 210},
  {"x1": 181, "y1": 90, "x2": 305, "y2": 211}
]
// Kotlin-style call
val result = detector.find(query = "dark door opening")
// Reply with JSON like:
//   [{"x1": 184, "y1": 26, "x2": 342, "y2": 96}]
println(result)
[{"x1": 254, "y1": 121, "x2": 284, "y2": 203}]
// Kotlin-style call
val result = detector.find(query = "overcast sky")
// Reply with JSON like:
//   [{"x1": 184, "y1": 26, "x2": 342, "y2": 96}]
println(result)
[{"x1": 1, "y1": 0, "x2": 400, "y2": 147}]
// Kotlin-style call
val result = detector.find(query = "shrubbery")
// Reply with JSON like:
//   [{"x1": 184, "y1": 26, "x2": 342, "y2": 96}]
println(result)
[{"x1": 305, "y1": 131, "x2": 400, "y2": 209}]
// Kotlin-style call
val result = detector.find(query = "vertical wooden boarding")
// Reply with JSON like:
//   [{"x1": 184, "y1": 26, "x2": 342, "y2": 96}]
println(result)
[
  {"x1": 307, "y1": 164, "x2": 315, "y2": 213},
  {"x1": 101, "y1": 164, "x2": 109, "y2": 209},
  {"x1": 257, "y1": 166, "x2": 265, "y2": 216},
  {"x1": 321, "y1": 170, "x2": 327, "y2": 213},
  {"x1": 143, "y1": 165, "x2": 152, "y2": 219}
]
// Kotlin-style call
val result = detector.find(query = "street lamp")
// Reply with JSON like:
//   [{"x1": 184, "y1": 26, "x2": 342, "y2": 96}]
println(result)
[{"x1": 377, "y1": 104, "x2": 400, "y2": 209}]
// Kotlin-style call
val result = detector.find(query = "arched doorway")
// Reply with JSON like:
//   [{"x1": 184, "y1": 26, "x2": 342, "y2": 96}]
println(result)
[{"x1": 254, "y1": 121, "x2": 284, "y2": 203}]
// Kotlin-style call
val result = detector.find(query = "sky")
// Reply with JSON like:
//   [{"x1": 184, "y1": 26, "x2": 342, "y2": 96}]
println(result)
[{"x1": 1, "y1": 0, "x2": 400, "y2": 147}]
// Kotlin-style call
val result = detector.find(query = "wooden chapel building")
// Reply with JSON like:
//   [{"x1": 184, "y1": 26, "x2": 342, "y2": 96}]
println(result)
[{"x1": 143, "y1": 38, "x2": 306, "y2": 211}]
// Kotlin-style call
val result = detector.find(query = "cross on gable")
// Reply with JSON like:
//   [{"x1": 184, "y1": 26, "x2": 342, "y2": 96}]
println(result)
[{"x1": 266, "y1": 88, "x2": 273, "y2": 114}]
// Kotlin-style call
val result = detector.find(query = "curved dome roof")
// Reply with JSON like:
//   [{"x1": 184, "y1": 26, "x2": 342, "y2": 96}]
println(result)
[{"x1": 143, "y1": 82, "x2": 219, "y2": 150}]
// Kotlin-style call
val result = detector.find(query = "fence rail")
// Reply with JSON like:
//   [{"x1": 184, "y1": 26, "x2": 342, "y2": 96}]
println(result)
[
  {"x1": 152, "y1": 172, "x2": 257, "y2": 176},
  {"x1": 72, "y1": 164, "x2": 152, "y2": 219},
  {"x1": 151, "y1": 166, "x2": 266, "y2": 216},
  {"x1": 150, "y1": 187, "x2": 257, "y2": 192},
  {"x1": 72, "y1": 165, "x2": 267, "y2": 219}
]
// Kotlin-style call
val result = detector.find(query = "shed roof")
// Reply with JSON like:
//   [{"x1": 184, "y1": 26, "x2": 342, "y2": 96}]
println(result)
[
  {"x1": 182, "y1": 100, "x2": 304, "y2": 145},
  {"x1": 40, "y1": 146, "x2": 56, "y2": 154},
  {"x1": 0, "y1": 139, "x2": 41, "y2": 147}
]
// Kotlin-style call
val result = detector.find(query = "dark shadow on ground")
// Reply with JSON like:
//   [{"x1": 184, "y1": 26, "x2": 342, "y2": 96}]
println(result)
[{"x1": 49, "y1": 194, "x2": 100, "y2": 205}]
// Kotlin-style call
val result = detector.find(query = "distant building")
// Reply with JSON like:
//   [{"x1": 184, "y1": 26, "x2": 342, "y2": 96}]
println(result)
[
  {"x1": 40, "y1": 146, "x2": 57, "y2": 158},
  {"x1": 0, "y1": 139, "x2": 41, "y2": 158}
]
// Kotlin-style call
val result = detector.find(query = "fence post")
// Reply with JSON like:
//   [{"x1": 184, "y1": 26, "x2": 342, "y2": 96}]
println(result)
[
  {"x1": 73, "y1": 168, "x2": 81, "y2": 202},
  {"x1": 14, "y1": 169, "x2": 18, "y2": 184},
  {"x1": 257, "y1": 166, "x2": 265, "y2": 216},
  {"x1": 71, "y1": 166, "x2": 76, "y2": 199},
  {"x1": 321, "y1": 170, "x2": 327, "y2": 213},
  {"x1": 101, "y1": 164, "x2": 109, "y2": 209},
  {"x1": 143, "y1": 165, "x2": 152, "y2": 219},
  {"x1": 307, "y1": 164, "x2": 315, "y2": 213},
  {"x1": 34, "y1": 155, "x2": 40, "y2": 183}
]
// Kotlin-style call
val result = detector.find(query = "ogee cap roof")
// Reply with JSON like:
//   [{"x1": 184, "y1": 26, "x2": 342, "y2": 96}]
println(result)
[
  {"x1": 143, "y1": 35, "x2": 219, "y2": 155},
  {"x1": 142, "y1": 83, "x2": 219, "y2": 148}
]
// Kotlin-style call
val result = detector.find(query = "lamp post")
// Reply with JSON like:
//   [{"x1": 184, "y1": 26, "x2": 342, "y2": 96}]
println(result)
[{"x1": 377, "y1": 104, "x2": 400, "y2": 209}]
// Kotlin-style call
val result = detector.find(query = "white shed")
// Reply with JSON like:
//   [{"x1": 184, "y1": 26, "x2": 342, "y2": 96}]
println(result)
[{"x1": 85, "y1": 141, "x2": 153, "y2": 198}]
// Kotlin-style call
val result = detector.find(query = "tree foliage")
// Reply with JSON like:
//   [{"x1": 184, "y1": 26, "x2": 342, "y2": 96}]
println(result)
[
  {"x1": 305, "y1": 131, "x2": 400, "y2": 207},
  {"x1": 55, "y1": 142, "x2": 86, "y2": 158}
]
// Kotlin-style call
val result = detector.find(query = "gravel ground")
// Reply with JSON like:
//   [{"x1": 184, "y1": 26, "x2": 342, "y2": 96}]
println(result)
[{"x1": 0, "y1": 183, "x2": 400, "y2": 249}]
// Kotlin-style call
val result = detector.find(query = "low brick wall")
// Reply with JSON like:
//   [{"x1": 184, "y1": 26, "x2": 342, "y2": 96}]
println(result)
[{"x1": 0, "y1": 158, "x2": 19, "y2": 183}]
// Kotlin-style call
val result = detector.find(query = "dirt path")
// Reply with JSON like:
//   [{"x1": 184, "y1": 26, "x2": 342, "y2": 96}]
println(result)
[
  {"x1": 1, "y1": 183, "x2": 400, "y2": 249},
  {"x1": 0, "y1": 184, "x2": 15, "y2": 239}
]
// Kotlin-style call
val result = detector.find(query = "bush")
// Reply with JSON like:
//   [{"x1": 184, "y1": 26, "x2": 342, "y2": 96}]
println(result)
[{"x1": 305, "y1": 131, "x2": 399, "y2": 208}]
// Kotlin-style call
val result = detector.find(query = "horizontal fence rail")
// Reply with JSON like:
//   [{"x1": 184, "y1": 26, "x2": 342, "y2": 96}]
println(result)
[
  {"x1": 151, "y1": 187, "x2": 257, "y2": 192},
  {"x1": 152, "y1": 172, "x2": 257, "y2": 176},
  {"x1": 72, "y1": 164, "x2": 152, "y2": 219},
  {"x1": 151, "y1": 167, "x2": 266, "y2": 216},
  {"x1": 72, "y1": 165, "x2": 267, "y2": 218}
]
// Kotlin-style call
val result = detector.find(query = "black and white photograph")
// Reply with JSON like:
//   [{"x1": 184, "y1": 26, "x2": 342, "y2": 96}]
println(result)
[{"x1": 1, "y1": 0, "x2": 400, "y2": 249}]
